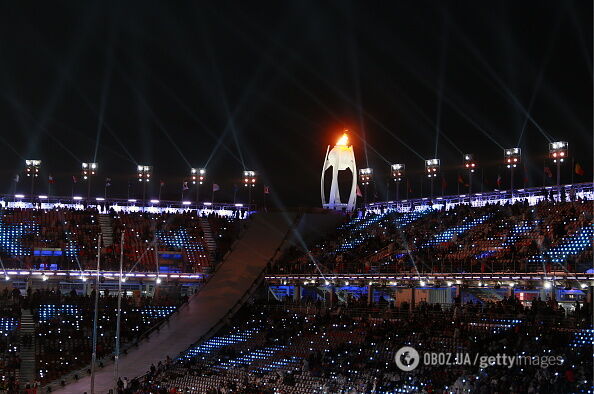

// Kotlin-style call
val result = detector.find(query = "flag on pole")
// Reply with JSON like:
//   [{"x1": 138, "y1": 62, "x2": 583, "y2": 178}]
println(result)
[
  {"x1": 105, "y1": 177, "x2": 112, "y2": 187},
  {"x1": 48, "y1": 174, "x2": 55, "y2": 184},
  {"x1": 264, "y1": 185, "x2": 270, "y2": 194},
  {"x1": 160, "y1": 180, "x2": 165, "y2": 187},
  {"x1": 575, "y1": 162, "x2": 585, "y2": 176},
  {"x1": 544, "y1": 167, "x2": 553, "y2": 178},
  {"x1": 356, "y1": 184, "x2": 363, "y2": 197},
  {"x1": 496, "y1": 174, "x2": 502, "y2": 188},
  {"x1": 182, "y1": 181, "x2": 189, "y2": 191},
  {"x1": 14, "y1": 175, "x2": 19, "y2": 183},
  {"x1": 72, "y1": 176, "x2": 78, "y2": 184},
  {"x1": 457, "y1": 174, "x2": 464, "y2": 184},
  {"x1": 212, "y1": 184, "x2": 220, "y2": 192}
]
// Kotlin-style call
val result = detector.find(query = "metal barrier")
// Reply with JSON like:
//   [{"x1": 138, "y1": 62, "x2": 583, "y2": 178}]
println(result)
[{"x1": 365, "y1": 182, "x2": 593, "y2": 213}]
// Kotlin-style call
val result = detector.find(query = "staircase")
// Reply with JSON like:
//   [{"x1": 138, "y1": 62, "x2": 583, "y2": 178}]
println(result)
[
  {"x1": 19, "y1": 309, "x2": 36, "y2": 384},
  {"x1": 98, "y1": 213, "x2": 114, "y2": 247},
  {"x1": 199, "y1": 217, "x2": 217, "y2": 265}
]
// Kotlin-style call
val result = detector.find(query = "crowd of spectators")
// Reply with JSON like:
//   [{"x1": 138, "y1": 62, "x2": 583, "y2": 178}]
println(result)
[
  {"x1": 0, "y1": 207, "x2": 242, "y2": 274},
  {"x1": 0, "y1": 285, "x2": 188, "y2": 391},
  {"x1": 273, "y1": 199, "x2": 593, "y2": 276},
  {"x1": 134, "y1": 295, "x2": 592, "y2": 393},
  {"x1": 30, "y1": 288, "x2": 186, "y2": 385}
]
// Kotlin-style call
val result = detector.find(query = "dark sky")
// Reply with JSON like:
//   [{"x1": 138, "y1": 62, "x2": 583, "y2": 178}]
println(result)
[{"x1": 0, "y1": 1, "x2": 591, "y2": 206}]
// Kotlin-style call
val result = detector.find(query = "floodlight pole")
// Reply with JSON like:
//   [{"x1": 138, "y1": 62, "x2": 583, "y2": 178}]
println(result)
[
  {"x1": 364, "y1": 184, "x2": 368, "y2": 204},
  {"x1": 90, "y1": 235, "x2": 102, "y2": 394},
  {"x1": 114, "y1": 231, "x2": 124, "y2": 391},
  {"x1": 396, "y1": 181, "x2": 400, "y2": 201},
  {"x1": 430, "y1": 178, "x2": 434, "y2": 199},
  {"x1": 87, "y1": 177, "x2": 92, "y2": 201},
  {"x1": 468, "y1": 171, "x2": 473, "y2": 194},
  {"x1": 556, "y1": 161, "x2": 561, "y2": 188},
  {"x1": 142, "y1": 182, "x2": 147, "y2": 207},
  {"x1": 510, "y1": 167, "x2": 515, "y2": 198},
  {"x1": 196, "y1": 183, "x2": 200, "y2": 204}
]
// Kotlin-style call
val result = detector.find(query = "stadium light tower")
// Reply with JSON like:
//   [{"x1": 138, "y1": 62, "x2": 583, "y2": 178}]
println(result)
[
  {"x1": 504, "y1": 148, "x2": 520, "y2": 194},
  {"x1": 358, "y1": 168, "x2": 373, "y2": 204},
  {"x1": 425, "y1": 159, "x2": 440, "y2": 198},
  {"x1": 321, "y1": 132, "x2": 357, "y2": 211},
  {"x1": 137, "y1": 165, "x2": 152, "y2": 204},
  {"x1": 25, "y1": 159, "x2": 41, "y2": 196},
  {"x1": 391, "y1": 164, "x2": 405, "y2": 201},
  {"x1": 243, "y1": 170, "x2": 256, "y2": 205},
  {"x1": 82, "y1": 162, "x2": 98, "y2": 200},
  {"x1": 463, "y1": 154, "x2": 476, "y2": 194},
  {"x1": 549, "y1": 141, "x2": 568, "y2": 187},
  {"x1": 191, "y1": 168, "x2": 206, "y2": 203}
]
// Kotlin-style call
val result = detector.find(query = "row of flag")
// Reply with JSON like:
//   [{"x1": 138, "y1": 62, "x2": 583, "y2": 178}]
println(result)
[
  {"x1": 14, "y1": 174, "x2": 272, "y2": 194},
  {"x1": 13, "y1": 174, "x2": 113, "y2": 185},
  {"x1": 354, "y1": 161, "x2": 588, "y2": 195},
  {"x1": 181, "y1": 182, "x2": 270, "y2": 194}
]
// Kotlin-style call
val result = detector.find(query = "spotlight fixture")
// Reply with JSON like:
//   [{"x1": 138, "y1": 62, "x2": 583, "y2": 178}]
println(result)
[
  {"x1": 463, "y1": 154, "x2": 477, "y2": 173},
  {"x1": 25, "y1": 159, "x2": 41, "y2": 177},
  {"x1": 425, "y1": 159, "x2": 440, "y2": 178},
  {"x1": 391, "y1": 164, "x2": 405, "y2": 181},
  {"x1": 504, "y1": 148, "x2": 521, "y2": 168},
  {"x1": 243, "y1": 170, "x2": 256, "y2": 187},
  {"x1": 137, "y1": 165, "x2": 152, "y2": 182},
  {"x1": 81, "y1": 162, "x2": 98, "y2": 180},
  {"x1": 549, "y1": 141, "x2": 568, "y2": 163},
  {"x1": 358, "y1": 168, "x2": 373, "y2": 185},
  {"x1": 191, "y1": 168, "x2": 206, "y2": 185}
]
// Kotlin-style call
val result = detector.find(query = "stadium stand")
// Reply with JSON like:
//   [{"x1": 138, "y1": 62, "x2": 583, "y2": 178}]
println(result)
[
  {"x1": 132, "y1": 298, "x2": 593, "y2": 393},
  {"x1": 0, "y1": 208, "x2": 242, "y2": 273},
  {"x1": 0, "y1": 191, "x2": 590, "y2": 393},
  {"x1": 272, "y1": 199, "x2": 593, "y2": 275}
]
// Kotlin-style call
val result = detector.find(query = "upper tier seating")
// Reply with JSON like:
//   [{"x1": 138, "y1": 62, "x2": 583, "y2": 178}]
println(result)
[
  {"x1": 0, "y1": 208, "x2": 241, "y2": 273},
  {"x1": 273, "y1": 199, "x2": 593, "y2": 275}
]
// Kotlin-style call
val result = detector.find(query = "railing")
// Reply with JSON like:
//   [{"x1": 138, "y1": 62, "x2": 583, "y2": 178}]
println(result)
[
  {"x1": 265, "y1": 271, "x2": 594, "y2": 282},
  {"x1": 0, "y1": 194, "x2": 256, "y2": 216},
  {"x1": 365, "y1": 182, "x2": 594, "y2": 213}
]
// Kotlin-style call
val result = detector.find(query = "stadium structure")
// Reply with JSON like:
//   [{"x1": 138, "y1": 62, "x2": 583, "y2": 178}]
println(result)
[{"x1": 0, "y1": 133, "x2": 589, "y2": 394}]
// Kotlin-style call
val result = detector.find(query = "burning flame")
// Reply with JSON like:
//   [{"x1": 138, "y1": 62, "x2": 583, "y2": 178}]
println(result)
[{"x1": 336, "y1": 133, "x2": 349, "y2": 146}]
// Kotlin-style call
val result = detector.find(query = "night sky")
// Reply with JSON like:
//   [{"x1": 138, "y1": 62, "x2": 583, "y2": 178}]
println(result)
[{"x1": 0, "y1": 1, "x2": 591, "y2": 207}]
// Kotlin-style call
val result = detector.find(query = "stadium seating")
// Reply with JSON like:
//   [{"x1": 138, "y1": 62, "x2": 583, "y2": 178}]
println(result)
[
  {"x1": 31, "y1": 290, "x2": 185, "y2": 384},
  {"x1": 0, "y1": 208, "x2": 242, "y2": 273},
  {"x1": 273, "y1": 199, "x2": 593, "y2": 275},
  {"x1": 137, "y1": 299, "x2": 592, "y2": 393}
]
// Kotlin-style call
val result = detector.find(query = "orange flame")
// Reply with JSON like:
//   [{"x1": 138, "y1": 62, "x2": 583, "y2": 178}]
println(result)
[{"x1": 336, "y1": 133, "x2": 349, "y2": 146}]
